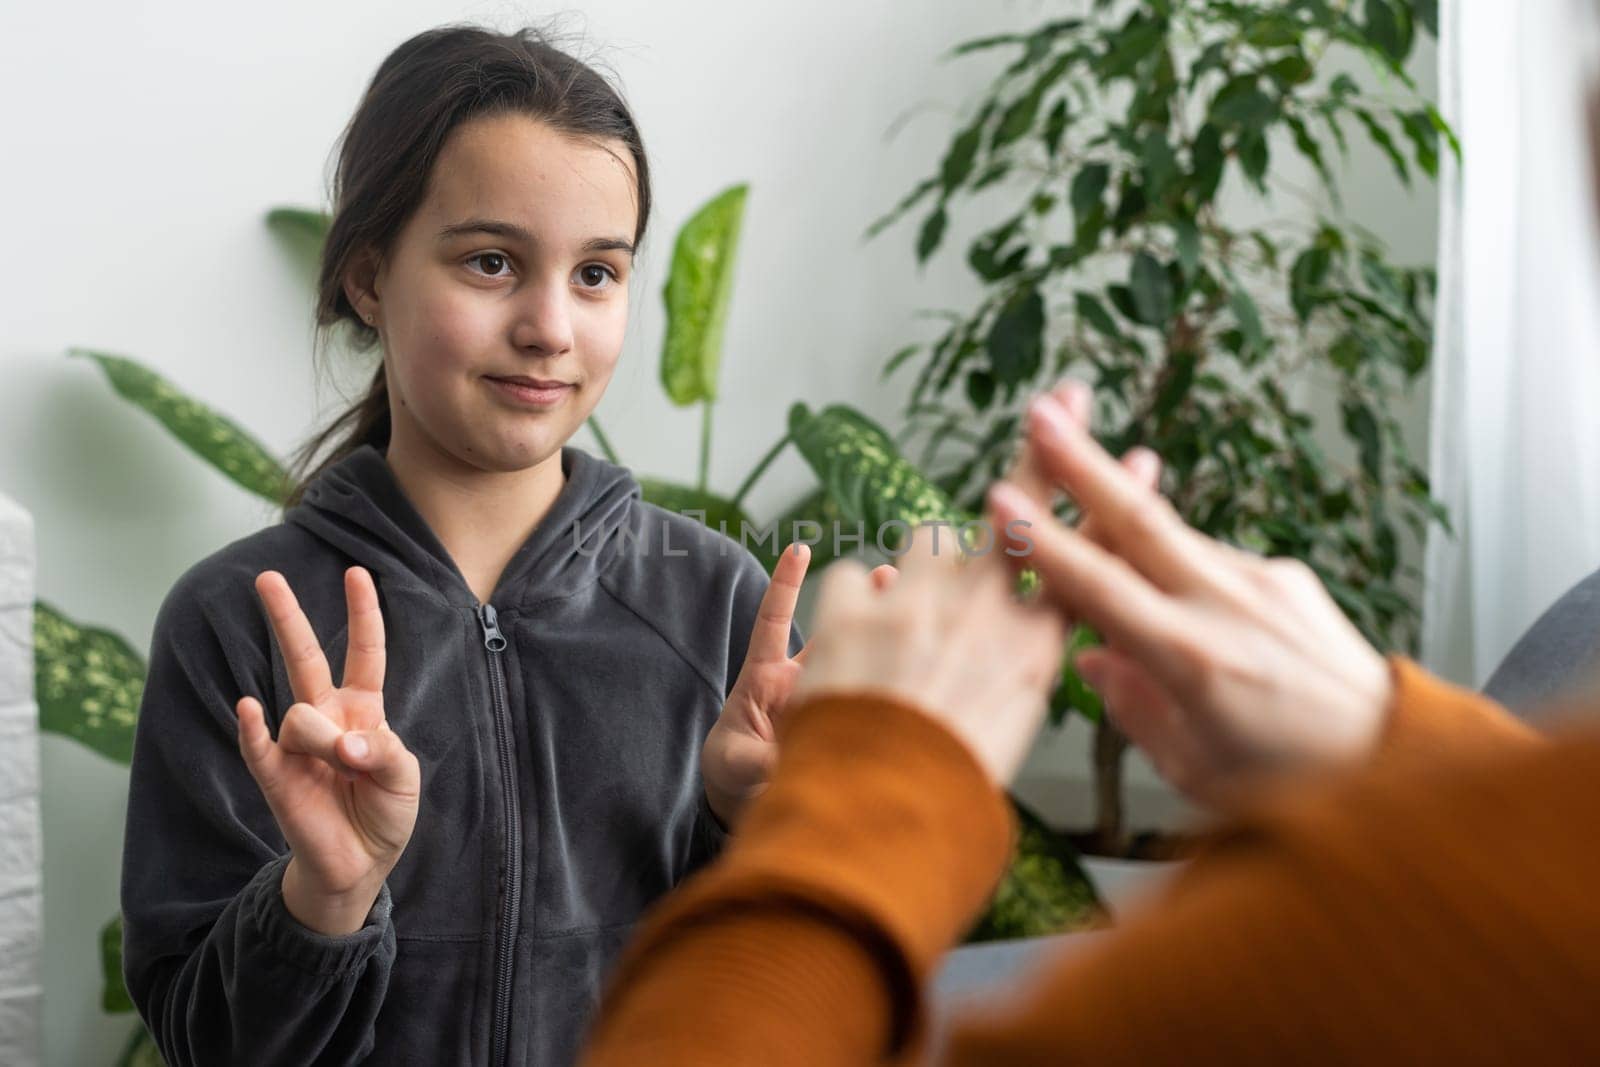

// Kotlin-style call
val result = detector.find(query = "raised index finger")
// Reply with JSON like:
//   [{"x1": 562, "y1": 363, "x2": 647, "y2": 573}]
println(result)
[
  {"x1": 341, "y1": 566, "x2": 386, "y2": 693},
  {"x1": 745, "y1": 543, "x2": 811, "y2": 666},
  {"x1": 255, "y1": 571, "x2": 334, "y2": 705}
]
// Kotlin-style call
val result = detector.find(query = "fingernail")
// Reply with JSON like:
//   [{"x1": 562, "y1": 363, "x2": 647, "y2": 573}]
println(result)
[
  {"x1": 1126, "y1": 447, "x2": 1161, "y2": 479},
  {"x1": 344, "y1": 733, "x2": 369, "y2": 760},
  {"x1": 1028, "y1": 394, "x2": 1073, "y2": 444},
  {"x1": 988, "y1": 481, "x2": 1033, "y2": 517}
]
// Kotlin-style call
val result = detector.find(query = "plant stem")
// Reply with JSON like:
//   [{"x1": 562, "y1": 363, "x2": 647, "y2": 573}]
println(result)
[
  {"x1": 698, "y1": 401, "x2": 713, "y2": 493},
  {"x1": 731, "y1": 432, "x2": 792, "y2": 509},
  {"x1": 586, "y1": 417, "x2": 621, "y2": 465},
  {"x1": 1092, "y1": 715, "x2": 1130, "y2": 857}
]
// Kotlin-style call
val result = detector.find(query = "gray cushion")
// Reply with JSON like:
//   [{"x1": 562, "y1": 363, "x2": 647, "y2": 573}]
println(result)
[{"x1": 1482, "y1": 567, "x2": 1600, "y2": 715}]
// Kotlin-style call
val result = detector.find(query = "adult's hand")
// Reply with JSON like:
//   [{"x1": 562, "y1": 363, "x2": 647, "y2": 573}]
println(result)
[
  {"x1": 235, "y1": 566, "x2": 421, "y2": 935},
  {"x1": 986, "y1": 384, "x2": 1393, "y2": 804},
  {"x1": 791, "y1": 524, "x2": 1068, "y2": 786}
]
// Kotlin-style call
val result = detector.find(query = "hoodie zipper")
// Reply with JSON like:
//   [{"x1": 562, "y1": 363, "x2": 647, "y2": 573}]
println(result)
[{"x1": 478, "y1": 603, "x2": 521, "y2": 1067}]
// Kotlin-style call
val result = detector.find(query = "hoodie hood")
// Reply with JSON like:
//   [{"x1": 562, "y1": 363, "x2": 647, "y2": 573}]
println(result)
[{"x1": 287, "y1": 443, "x2": 640, "y2": 610}]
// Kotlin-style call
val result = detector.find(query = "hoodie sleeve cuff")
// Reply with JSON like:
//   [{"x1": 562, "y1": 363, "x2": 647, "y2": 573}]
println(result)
[
  {"x1": 241, "y1": 855, "x2": 393, "y2": 977},
  {"x1": 693, "y1": 787, "x2": 731, "y2": 857}
]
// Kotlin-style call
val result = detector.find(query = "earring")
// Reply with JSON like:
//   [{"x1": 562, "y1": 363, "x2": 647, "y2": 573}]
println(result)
[{"x1": 364, "y1": 312, "x2": 374, "y2": 324}]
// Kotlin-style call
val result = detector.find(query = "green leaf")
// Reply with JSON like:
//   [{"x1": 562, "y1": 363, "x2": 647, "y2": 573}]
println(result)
[
  {"x1": 1286, "y1": 114, "x2": 1336, "y2": 193},
  {"x1": 1229, "y1": 286, "x2": 1266, "y2": 357},
  {"x1": 69, "y1": 349, "x2": 290, "y2": 503},
  {"x1": 34, "y1": 602, "x2": 144, "y2": 765},
  {"x1": 865, "y1": 176, "x2": 939, "y2": 240},
  {"x1": 917, "y1": 205, "x2": 949, "y2": 264},
  {"x1": 1355, "y1": 108, "x2": 1412, "y2": 186},
  {"x1": 1363, "y1": 0, "x2": 1414, "y2": 63},
  {"x1": 660, "y1": 184, "x2": 748, "y2": 406},
  {"x1": 1399, "y1": 109, "x2": 1440, "y2": 178},
  {"x1": 102, "y1": 914, "x2": 133, "y2": 1013},
  {"x1": 1096, "y1": 13, "x2": 1166, "y2": 80},
  {"x1": 941, "y1": 106, "x2": 992, "y2": 192},
  {"x1": 1042, "y1": 98, "x2": 1070, "y2": 157},
  {"x1": 787, "y1": 404, "x2": 963, "y2": 553},
  {"x1": 1129, "y1": 252, "x2": 1175, "y2": 326},
  {"x1": 968, "y1": 798, "x2": 1101, "y2": 941},
  {"x1": 1238, "y1": 131, "x2": 1271, "y2": 189},
  {"x1": 1412, "y1": 0, "x2": 1440, "y2": 37},
  {"x1": 1245, "y1": 17, "x2": 1301, "y2": 48},
  {"x1": 1192, "y1": 124, "x2": 1226, "y2": 200},
  {"x1": 987, "y1": 288, "x2": 1047, "y2": 386},
  {"x1": 882, "y1": 344, "x2": 922, "y2": 381},
  {"x1": 1175, "y1": 218, "x2": 1202, "y2": 282},
  {"x1": 1070, "y1": 163, "x2": 1111, "y2": 224},
  {"x1": 1075, "y1": 292, "x2": 1123, "y2": 341},
  {"x1": 1265, "y1": 53, "x2": 1314, "y2": 87},
  {"x1": 1051, "y1": 624, "x2": 1105, "y2": 725},
  {"x1": 1210, "y1": 77, "x2": 1276, "y2": 130},
  {"x1": 1342, "y1": 398, "x2": 1384, "y2": 481},
  {"x1": 1290, "y1": 247, "x2": 1334, "y2": 323},
  {"x1": 264, "y1": 207, "x2": 331, "y2": 279},
  {"x1": 1139, "y1": 130, "x2": 1179, "y2": 201},
  {"x1": 993, "y1": 54, "x2": 1072, "y2": 151},
  {"x1": 966, "y1": 369, "x2": 998, "y2": 411}
]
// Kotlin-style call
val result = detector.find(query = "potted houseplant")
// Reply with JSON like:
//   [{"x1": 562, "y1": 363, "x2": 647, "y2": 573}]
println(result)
[{"x1": 870, "y1": 0, "x2": 1452, "y2": 897}]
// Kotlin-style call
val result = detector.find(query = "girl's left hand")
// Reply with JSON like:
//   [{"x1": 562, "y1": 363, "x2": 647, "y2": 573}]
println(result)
[{"x1": 702, "y1": 545, "x2": 895, "y2": 828}]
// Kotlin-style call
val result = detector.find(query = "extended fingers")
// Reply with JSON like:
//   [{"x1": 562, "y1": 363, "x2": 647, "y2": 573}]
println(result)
[
  {"x1": 341, "y1": 567, "x2": 386, "y2": 694},
  {"x1": 1023, "y1": 395, "x2": 1204, "y2": 592},
  {"x1": 985, "y1": 482, "x2": 1197, "y2": 693},
  {"x1": 256, "y1": 571, "x2": 335, "y2": 704},
  {"x1": 1001, "y1": 378, "x2": 1094, "y2": 508}
]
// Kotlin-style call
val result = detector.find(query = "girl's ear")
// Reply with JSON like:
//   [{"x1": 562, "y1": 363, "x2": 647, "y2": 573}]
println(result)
[{"x1": 342, "y1": 246, "x2": 384, "y2": 324}]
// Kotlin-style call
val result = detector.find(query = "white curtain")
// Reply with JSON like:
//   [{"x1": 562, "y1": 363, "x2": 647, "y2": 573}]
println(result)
[
  {"x1": 1423, "y1": 0, "x2": 1600, "y2": 687},
  {"x1": 0, "y1": 494, "x2": 39, "y2": 1067}
]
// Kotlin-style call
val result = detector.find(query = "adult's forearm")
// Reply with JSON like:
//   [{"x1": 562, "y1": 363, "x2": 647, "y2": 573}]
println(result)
[{"x1": 584, "y1": 692, "x2": 1014, "y2": 1065}]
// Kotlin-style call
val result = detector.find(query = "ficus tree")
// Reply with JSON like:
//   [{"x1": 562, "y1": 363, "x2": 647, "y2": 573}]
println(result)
[{"x1": 872, "y1": 0, "x2": 1452, "y2": 854}]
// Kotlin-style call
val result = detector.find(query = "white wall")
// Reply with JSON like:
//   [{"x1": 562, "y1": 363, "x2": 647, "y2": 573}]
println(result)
[{"x1": 0, "y1": 3, "x2": 1438, "y2": 1064}]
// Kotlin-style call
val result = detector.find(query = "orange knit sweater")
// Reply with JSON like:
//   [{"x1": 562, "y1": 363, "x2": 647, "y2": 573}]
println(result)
[{"x1": 581, "y1": 660, "x2": 1600, "y2": 1065}]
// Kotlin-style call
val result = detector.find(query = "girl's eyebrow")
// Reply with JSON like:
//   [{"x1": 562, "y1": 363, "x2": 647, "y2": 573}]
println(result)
[{"x1": 436, "y1": 217, "x2": 634, "y2": 255}]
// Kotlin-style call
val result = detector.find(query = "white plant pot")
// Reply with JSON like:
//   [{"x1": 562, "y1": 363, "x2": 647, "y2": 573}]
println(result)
[{"x1": 1080, "y1": 855, "x2": 1183, "y2": 919}]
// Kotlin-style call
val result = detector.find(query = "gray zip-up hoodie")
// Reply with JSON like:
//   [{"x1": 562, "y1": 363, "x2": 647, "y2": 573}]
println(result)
[{"x1": 121, "y1": 442, "x2": 798, "y2": 1066}]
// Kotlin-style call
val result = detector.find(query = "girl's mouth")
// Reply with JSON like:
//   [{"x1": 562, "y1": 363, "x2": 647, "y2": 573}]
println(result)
[{"x1": 484, "y1": 375, "x2": 574, "y2": 408}]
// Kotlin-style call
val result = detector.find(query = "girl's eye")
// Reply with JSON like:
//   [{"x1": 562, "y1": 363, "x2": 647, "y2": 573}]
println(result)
[
  {"x1": 467, "y1": 252, "x2": 512, "y2": 278},
  {"x1": 577, "y1": 264, "x2": 616, "y2": 289}
]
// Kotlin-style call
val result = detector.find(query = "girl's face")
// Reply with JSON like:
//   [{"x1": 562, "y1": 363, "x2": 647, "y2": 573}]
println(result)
[{"x1": 359, "y1": 113, "x2": 638, "y2": 474}]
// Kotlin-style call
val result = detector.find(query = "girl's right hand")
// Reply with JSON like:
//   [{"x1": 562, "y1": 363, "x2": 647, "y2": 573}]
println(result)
[{"x1": 235, "y1": 566, "x2": 421, "y2": 936}]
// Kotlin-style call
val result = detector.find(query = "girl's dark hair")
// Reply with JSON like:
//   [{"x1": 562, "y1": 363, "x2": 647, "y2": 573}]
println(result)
[{"x1": 284, "y1": 24, "x2": 652, "y2": 507}]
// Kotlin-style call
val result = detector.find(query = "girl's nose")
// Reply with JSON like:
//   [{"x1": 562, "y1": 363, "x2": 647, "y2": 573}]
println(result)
[{"x1": 510, "y1": 279, "x2": 575, "y2": 356}]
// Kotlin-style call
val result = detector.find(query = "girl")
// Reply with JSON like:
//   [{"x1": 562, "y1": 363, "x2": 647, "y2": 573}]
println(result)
[{"x1": 120, "y1": 24, "x2": 817, "y2": 1067}]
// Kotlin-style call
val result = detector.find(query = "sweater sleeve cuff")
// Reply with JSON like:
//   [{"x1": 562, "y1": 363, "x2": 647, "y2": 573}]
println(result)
[
  {"x1": 604, "y1": 691, "x2": 1014, "y2": 1054},
  {"x1": 242, "y1": 855, "x2": 392, "y2": 977},
  {"x1": 1376, "y1": 656, "x2": 1542, "y2": 766}
]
